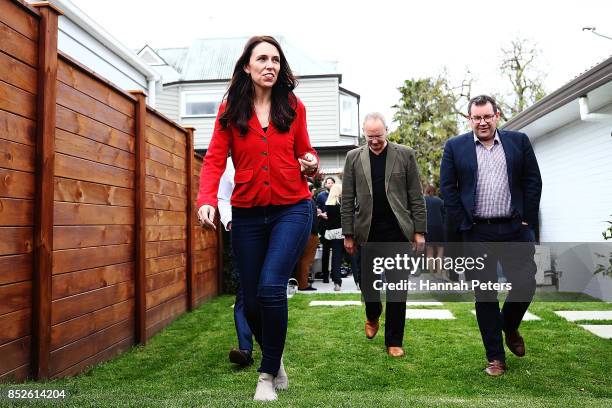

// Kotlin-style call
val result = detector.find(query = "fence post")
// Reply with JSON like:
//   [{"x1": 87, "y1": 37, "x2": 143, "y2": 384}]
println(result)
[
  {"x1": 185, "y1": 128, "x2": 196, "y2": 310},
  {"x1": 31, "y1": 1, "x2": 61, "y2": 381},
  {"x1": 129, "y1": 91, "x2": 147, "y2": 345}
]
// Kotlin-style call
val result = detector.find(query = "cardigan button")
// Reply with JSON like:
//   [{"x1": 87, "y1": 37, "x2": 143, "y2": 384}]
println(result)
[
  {"x1": 264, "y1": 181, "x2": 270, "y2": 186},
  {"x1": 262, "y1": 165, "x2": 268, "y2": 171}
]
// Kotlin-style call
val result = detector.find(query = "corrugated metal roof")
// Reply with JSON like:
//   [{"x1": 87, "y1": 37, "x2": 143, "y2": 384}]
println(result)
[{"x1": 154, "y1": 36, "x2": 337, "y2": 84}]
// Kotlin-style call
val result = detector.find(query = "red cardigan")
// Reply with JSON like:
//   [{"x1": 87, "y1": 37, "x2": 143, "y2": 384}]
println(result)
[{"x1": 197, "y1": 96, "x2": 317, "y2": 209}]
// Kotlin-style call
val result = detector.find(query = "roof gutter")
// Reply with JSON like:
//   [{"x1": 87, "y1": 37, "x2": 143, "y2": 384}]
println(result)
[{"x1": 47, "y1": 0, "x2": 161, "y2": 106}]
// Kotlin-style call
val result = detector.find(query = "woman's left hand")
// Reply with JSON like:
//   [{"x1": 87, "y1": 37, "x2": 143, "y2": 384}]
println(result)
[{"x1": 298, "y1": 152, "x2": 318, "y2": 175}]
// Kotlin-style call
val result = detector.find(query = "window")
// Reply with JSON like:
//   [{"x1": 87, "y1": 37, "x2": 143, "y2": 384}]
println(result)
[
  {"x1": 182, "y1": 91, "x2": 223, "y2": 117},
  {"x1": 340, "y1": 94, "x2": 358, "y2": 136}
]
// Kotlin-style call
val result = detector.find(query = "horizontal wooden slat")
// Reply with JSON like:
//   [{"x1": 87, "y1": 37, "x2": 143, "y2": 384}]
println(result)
[
  {"x1": 146, "y1": 143, "x2": 185, "y2": 170},
  {"x1": 50, "y1": 318, "x2": 133, "y2": 376},
  {"x1": 0, "y1": 80, "x2": 36, "y2": 119},
  {"x1": 56, "y1": 105, "x2": 134, "y2": 153},
  {"x1": 55, "y1": 153, "x2": 134, "y2": 189},
  {"x1": 52, "y1": 336, "x2": 133, "y2": 379},
  {"x1": 0, "y1": 0, "x2": 39, "y2": 41},
  {"x1": 55, "y1": 129, "x2": 134, "y2": 171},
  {"x1": 0, "y1": 21, "x2": 37, "y2": 67},
  {"x1": 56, "y1": 82, "x2": 133, "y2": 134},
  {"x1": 0, "y1": 280, "x2": 31, "y2": 315},
  {"x1": 145, "y1": 225, "x2": 186, "y2": 242},
  {"x1": 54, "y1": 201, "x2": 134, "y2": 226},
  {"x1": 57, "y1": 59, "x2": 134, "y2": 118},
  {"x1": 0, "y1": 49, "x2": 37, "y2": 94},
  {"x1": 54, "y1": 176, "x2": 134, "y2": 207},
  {"x1": 0, "y1": 197, "x2": 33, "y2": 226},
  {"x1": 0, "y1": 363, "x2": 29, "y2": 382},
  {"x1": 0, "y1": 336, "x2": 30, "y2": 376},
  {"x1": 146, "y1": 267, "x2": 185, "y2": 293},
  {"x1": 0, "y1": 168, "x2": 34, "y2": 199},
  {"x1": 145, "y1": 239, "x2": 186, "y2": 259},
  {"x1": 146, "y1": 278, "x2": 186, "y2": 310},
  {"x1": 145, "y1": 294, "x2": 186, "y2": 334},
  {"x1": 51, "y1": 280, "x2": 134, "y2": 325},
  {"x1": 145, "y1": 209, "x2": 186, "y2": 226},
  {"x1": 145, "y1": 192, "x2": 186, "y2": 212},
  {"x1": 0, "y1": 253, "x2": 31, "y2": 284},
  {"x1": 53, "y1": 244, "x2": 133, "y2": 275},
  {"x1": 52, "y1": 262, "x2": 134, "y2": 300},
  {"x1": 0, "y1": 109, "x2": 35, "y2": 146},
  {"x1": 145, "y1": 113, "x2": 186, "y2": 147},
  {"x1": 0, "y1": 227, "x2": 32, "y2": 256},
  {"x1": 145, "y1": 126, "x2": 185, "y2": 158},
  {"x1": 54, "y1": 225, "x2": 134, "y2": 250},
  {"x1": 0, "y1": 308, "x2": 30, "y2": 347},
  {"x1": 145, "y1": 175, "x2": 186, "y2": 198},
  {"x1": 0, "y1": 137, "x2": 35, "y2": 172},
  {"x1": 145, "y1": 159, "x2": 186, "y2": 185},
  {"x1": 51, "y1": 299, "x2": 133, "y2": 351},
  {"x1": 145, "y1": 253, "x2": 185, "y2": 276}
]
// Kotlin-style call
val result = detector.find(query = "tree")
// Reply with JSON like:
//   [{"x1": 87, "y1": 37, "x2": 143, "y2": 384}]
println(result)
[
  {"x1": 498, "y1": 37, "x2": 546, "y2": 119},
  {"x1": 389, "y1": 76, "x2": 459, "y2": 187}
]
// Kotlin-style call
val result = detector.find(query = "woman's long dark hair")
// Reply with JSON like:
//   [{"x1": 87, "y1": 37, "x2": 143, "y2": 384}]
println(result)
[{"x1": 219, "y1": 36, "x2": 298, "y2": 135}]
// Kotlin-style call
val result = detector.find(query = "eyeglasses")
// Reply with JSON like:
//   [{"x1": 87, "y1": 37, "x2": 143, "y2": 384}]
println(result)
[
  {"x1": 470, "y1": 114, "x2": 496, "y2": 123},
  {"x1": 365, "y1": 134, "x2": 386, "y2": 139}
]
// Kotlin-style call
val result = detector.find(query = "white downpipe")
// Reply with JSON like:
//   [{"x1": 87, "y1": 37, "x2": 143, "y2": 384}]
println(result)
[{"x1": 579, "y1": 95, "x2": 610, "y2": 122}]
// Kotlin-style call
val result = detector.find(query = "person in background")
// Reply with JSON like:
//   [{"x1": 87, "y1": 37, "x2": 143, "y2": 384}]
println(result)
[
  {"x1": 423, "y1": 185, "x2": 446, "y2": 279},
  {"x1": 296, "y1": 196, "x2": 319, "y2": 291},
  {"x1": 324, "y1": 183, "x2": 344, "y2": 291},
  {"x1": 217, "y1": 157, "x2": 254, "y2": 366},
  {"x1": 341, "y1": 112, "x2": 426, "y2": 358},
  {"x1": 315, "y1": 177, "x2": 335, "y2": 283},
  {"x1": 197, "y1": 36, "x2": 318, "y2": 401},
  {"x1": 440, "y1": 94, "x2": 541, "y2": 376}
]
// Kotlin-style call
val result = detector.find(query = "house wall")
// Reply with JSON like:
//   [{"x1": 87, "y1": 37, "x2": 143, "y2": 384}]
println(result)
[
  {"x1": 532, "y1": 102, "x2": 612, "y2": 242},
  {"x1": 57, "y1": 15, "x2": 148, "y2": 92},
  {"x1": 156, "y1": 85, "x2": 179, "y2": 122}
]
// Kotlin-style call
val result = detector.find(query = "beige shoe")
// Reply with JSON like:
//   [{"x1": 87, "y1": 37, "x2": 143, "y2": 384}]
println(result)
[
  {"x1": 387, "y1": 346, "x2": 405, "y2": 357},
  {"x1": 274, "y1": 358, "x2": 288, "y2": 391},
  {"x1": 253, "y1": 373, "x2": 277, "y2": 401}
]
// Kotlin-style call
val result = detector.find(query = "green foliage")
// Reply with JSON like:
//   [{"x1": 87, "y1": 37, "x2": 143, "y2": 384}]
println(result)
[
  {"x1": 594, "y1": 215, "x2": 612, "y2": 277},
  {"x1": 389, "y1": 77, "x2": 459, "y2": 187}
]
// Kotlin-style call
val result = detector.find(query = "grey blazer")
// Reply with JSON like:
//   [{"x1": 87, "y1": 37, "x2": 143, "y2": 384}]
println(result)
[{"x1": 341, "y1": 142, "x2": 427, "y2": 244}]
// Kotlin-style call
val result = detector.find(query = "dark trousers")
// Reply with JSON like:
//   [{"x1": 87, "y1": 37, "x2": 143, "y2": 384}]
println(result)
[
  {"x1": 463, "y1": 220, "x2": 537, "y2": 362},
  {"x1": 320, "y1": 236, "x2": 331, "y2": 281},
  {"x1": 330, "y1": 238, "x2": 344, "y2": 285},
  {"x1": 231, "y1": 200, "x2": 311, "y2": 375},
  {"x1": 230, "y1": 232, "x2": 254, "y2": 352},
  {"x1": 365, "y1": 226, "x2": 408, "y2": 347},
  {"x1": 350, "y1": 247, "x2": 361, "y2": 285}
]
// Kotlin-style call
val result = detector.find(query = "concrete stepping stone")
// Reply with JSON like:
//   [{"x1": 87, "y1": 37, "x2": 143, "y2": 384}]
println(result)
[
  {"x1": 578, "y1": 325, "x2": 612, "y2": 339},
  {"x1": 309, "y1": 300, "x2": 362, "y2": 306},
  {"x1": 471, "y1": 310, "x2": 541, "y2": 321},
  {"x1": 406, "y1": 309, "x2": 455, "y2": 319},
  {"x1": 406, "y1": 301, "x2": 444, "y2": 306},
  {"x1": 554, "y1": 311, "x2": 612, "y2": 322}
]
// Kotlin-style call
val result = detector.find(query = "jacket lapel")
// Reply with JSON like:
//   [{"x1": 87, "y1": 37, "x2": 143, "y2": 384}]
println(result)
[
  {"x1": 248, "y1": 113, "x2": 266, "y2": 136},
  {"x1": 498, "y1": 130, "x2": 513, "y2": 185},
  {"x1": 384, "y1": 143, "x2": 397, "y2": 192},
  {"x1": 359, "y1": 147, "x2": 373, "y2": 196}
]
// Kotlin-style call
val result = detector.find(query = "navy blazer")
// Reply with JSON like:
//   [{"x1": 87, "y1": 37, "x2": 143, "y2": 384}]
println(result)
[{"x1": 440, "y1": 130, "x2": 542, "y2": 232}]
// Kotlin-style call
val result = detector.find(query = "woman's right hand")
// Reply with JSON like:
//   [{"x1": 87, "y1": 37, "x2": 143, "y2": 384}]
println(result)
[{"x1": 197, "y1": 205, "x2": 216, "y2": 230}]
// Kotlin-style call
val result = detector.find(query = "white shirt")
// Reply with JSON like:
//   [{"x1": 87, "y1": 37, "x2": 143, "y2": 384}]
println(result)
[{"x1": 217, "y1": 157, "x2": 235, "y2": 231}]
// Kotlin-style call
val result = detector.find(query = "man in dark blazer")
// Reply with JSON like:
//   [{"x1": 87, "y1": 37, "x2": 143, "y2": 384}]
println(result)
[
  {"x1": 440, "y1": 95, "x2": 542, "y2": 376},
  {"x1": 341, "y1": 112, "x2": 427, "y2": 357}
]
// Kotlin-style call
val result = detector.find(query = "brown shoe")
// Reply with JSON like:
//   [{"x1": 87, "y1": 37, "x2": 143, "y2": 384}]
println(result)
[
  {"x1": 505, "y1": 330, "x2": 525, "y2": 357},
  {"x1": 484, "y1": 360, "x2": 506, "y2": 376},
  {"x1": 365, "y1": 319, "x2": 379, "y2": 339},
  {"x1": 387, "y1": 346, "x2": 405, "y2": 357}
]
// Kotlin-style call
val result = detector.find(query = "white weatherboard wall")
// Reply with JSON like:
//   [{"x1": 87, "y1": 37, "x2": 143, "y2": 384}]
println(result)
[
  {"x1": 532, "y1": 102, "x2": 612, "y2": 243},
  {"x1": 178, "y1": 82, "x2": 228, "y2": 149},
  {"x1": 58, "y1": 16, "x2": 148, "y2": 92},
  {"x1": 156, "y1": 86, "x2": 180, "y2": 122}
]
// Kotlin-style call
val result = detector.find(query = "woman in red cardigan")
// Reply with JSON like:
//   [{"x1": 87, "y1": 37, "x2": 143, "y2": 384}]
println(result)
[{"x1": 197, "y1": 36, "x2": 318, "y2": 401}]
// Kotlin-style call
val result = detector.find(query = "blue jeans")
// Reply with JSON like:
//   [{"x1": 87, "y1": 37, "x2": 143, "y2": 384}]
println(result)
[
  {"x1": 231, "y1": 200, "x2": 311, "y2": 375},
  {"x1": 233, "y1": 276, "x2": 254, "y2": 352}
]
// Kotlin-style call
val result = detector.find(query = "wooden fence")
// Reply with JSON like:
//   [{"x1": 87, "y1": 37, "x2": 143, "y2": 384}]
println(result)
[{"x1": 0, "y1": 0, "x2": 220, "y2": 382}]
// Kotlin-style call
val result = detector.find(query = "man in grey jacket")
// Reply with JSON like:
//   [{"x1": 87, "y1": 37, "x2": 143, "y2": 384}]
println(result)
[{"x1": 341, "y1": 112, "x2": 427, "y2": 357}]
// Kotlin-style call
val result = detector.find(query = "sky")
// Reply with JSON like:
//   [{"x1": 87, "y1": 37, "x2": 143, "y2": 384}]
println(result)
[{"x1": 70, "y1": 0, "x2": 612, "y2": 130}]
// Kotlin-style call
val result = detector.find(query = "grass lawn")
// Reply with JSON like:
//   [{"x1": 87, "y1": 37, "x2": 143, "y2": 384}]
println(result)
[{"x1": 3, "y1": 294, "x2": 611, "y2": 407}]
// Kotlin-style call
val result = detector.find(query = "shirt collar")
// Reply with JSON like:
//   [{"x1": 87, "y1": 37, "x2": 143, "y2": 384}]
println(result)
[{"x1": 474, "y1": 130, "x2": 501, "y2": 145}]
